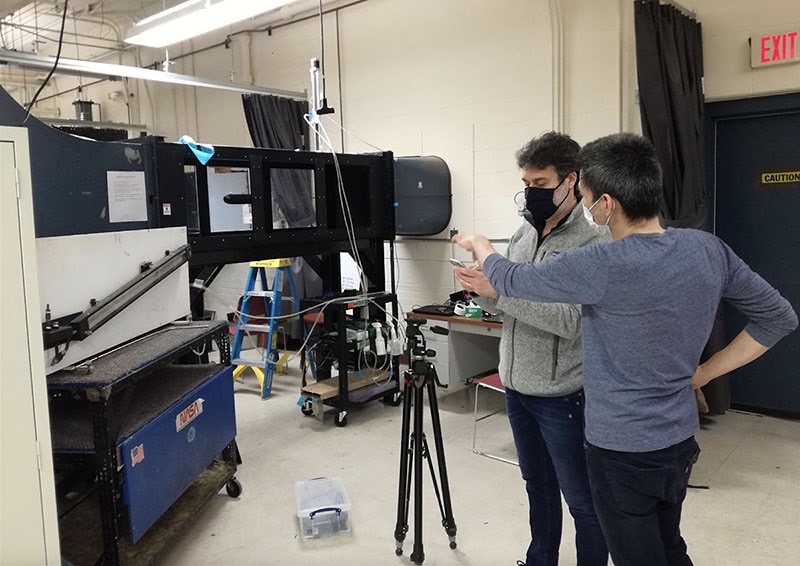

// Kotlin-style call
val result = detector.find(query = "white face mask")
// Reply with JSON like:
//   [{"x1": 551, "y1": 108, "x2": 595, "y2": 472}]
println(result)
[
  {"x1": 583, "y1": 196, "x2": 614, "y2": 227},
  {"x1": 582, "y1": 198, "x2": 601, "y2": 226}
]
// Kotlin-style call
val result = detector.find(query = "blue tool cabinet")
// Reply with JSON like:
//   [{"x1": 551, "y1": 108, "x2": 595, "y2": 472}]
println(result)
[
  {"x1": 47, "y1": 321, "x2": 240, "y2": 565},
  {"x1": 120, "y1": 364, "x2": 235, "y2": 543}
]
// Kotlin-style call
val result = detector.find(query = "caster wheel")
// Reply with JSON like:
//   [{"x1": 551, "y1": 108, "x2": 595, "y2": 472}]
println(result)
[
  {"x1": 335, "y1": 412, "x2": 348, "y2": 427},
  {"x1": 225, "y1": 478, "x2": 242, "y2": 498},
  {"x1": 300, "y1": 399, "x2": 313, "y2": 416},
  {"x1": 395, "y1": 548, "x2": 403, "y2": 556},
  {"x1": 383, "y1": 392, "x2": 402, "y2": 406},
  {"x1": 449, "y1": 541, "x2": 457, "y2": 549}
]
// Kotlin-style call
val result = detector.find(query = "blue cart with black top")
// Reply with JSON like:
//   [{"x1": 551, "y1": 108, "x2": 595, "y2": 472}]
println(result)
[{"x1": 48, "y1": 321, "x2": 240, "y2": 566}]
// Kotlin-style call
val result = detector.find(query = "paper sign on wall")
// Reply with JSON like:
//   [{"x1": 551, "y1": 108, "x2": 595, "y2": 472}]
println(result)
[
  {"x1": 340, "y1": 252, "x2": 362, "y2": 291},
  {"x1": 108, "y1": 171, "x2": 148, "y2": 223}
]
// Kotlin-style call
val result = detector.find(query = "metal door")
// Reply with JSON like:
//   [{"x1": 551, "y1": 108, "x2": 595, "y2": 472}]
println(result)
[
  {"x1": 710, "y1": 94, "x2": 800, "y2": 416},
  {"x1": 0, "y1": 128, "x2": 61, "y2": 563}
]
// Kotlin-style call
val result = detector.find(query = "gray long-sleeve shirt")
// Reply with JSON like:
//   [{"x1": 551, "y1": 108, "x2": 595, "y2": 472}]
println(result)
[
  {"x1": 483, "y1": 228, "x2": 798, "y2": 452},
  {"x1": 474, "y1": 204, "x2": 610, "y2": 396}
]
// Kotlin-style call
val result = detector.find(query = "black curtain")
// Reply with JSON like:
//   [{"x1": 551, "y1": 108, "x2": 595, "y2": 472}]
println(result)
[
  {"x1": 634, "y1": 0, "x2": 705, "y2": 227},
  {"x1": 242, "y1": 93, "x2": 314, "y2": 227},
  {"x1": 634, "y1": 2, "x2": 729, "y2": 414},
  {"x1": 241, "y1": 94, "x2": 321, "y2": 336}
]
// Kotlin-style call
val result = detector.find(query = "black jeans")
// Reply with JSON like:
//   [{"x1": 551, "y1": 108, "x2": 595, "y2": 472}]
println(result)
[{"x1": 585, "y1": 436, "x2": 700, "y2": 566}]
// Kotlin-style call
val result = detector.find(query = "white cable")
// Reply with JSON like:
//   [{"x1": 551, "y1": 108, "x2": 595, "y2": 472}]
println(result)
[
  {"x1": 319, "y1": 120, "x2": 374, "y2": 316},
  {"x1": 194, "y1": 281, "x2": 385, "y2": 322},
  {"x1": 307, "y1": 115, "x2": 407, "y2": 362},
  {"x1": 368, "y1": 298, "x2": 407, "y2": 342},
  {"x1": 323, "y1": 116, "x2": 385, "y2": 152},
  {"x1": 190, "y1": 341, "x2": 207, "y2": 357},
  {"x1": 304, "y1": 113, "x2": 369, "y2": 298},
  {"x1": 235, "y1": 300, "x2": 329, "y2": 370}
]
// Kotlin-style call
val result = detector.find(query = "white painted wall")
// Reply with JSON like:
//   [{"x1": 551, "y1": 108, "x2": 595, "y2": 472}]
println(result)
[
  {"x1": 5, "y1": 0, "x2": 798, "y2": 316},
  {"x1": 237, "y1": 0, "x2": 626, "y2": 311},
  {"x1": 690, "y1": 0, "x2": 800, "y2": 100},
  {"x1": 137, "y1": 0, "x2": 800, "y2": 314}
]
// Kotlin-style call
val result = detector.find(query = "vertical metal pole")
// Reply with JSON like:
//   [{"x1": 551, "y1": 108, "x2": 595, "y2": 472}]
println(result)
[{"x1": 309, "y1": 58, "x2": 322, "y2": 152}]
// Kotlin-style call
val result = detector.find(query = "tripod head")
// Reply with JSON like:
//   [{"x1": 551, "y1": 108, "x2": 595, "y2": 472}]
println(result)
[
  {"x1": 405, "y1": 317, "x2": 434, "y2": 359},
  {"x1": 404, "y1": 317, "x2": 449, "y2": 387}
]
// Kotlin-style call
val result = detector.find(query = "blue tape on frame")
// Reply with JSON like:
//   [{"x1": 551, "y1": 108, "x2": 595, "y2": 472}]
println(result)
[{"x1": 179, "y1": 135, "x2": 215, "y2": 166}]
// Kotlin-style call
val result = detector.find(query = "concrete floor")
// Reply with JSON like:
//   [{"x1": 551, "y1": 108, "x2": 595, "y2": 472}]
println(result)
[{"x1": 159, "y1": 366, "x2": 800, "y2": 566}]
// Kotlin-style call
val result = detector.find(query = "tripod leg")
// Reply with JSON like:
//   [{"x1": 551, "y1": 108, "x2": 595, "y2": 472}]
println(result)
[
  {"x1": 409, "y1": 382, "x2": 426, "y2": 565},
  {"x1": 427, "y1": 381, "x2": 458, "y2": 549},
  {"x1": 421, "y1": 435, "x2": 447, "y2": 520},
  {"x1": 394, "y1": 380, "x2": 413, "y2": 555}
]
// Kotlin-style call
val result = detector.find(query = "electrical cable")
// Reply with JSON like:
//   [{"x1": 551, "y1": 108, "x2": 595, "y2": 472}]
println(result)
[
  {"x1": 196, "y1": 280, "x2": 401, "y2": 370},
  {"x1": 304, "y1": 114, "x2": 370, "y2": 301},
  {"x1": 323, "y1": 116, "x2": 385, "y2": 152},
  {"x1": 318, "y1": 119, "x2": 370, "y2": 294},
  {"x1": 22, "y1": 0, "x2": 69, "y2": 125},
  {"x1": 193, "y1": 280, "x2": 387, "y2": 322},
  {"x1": 318, "y1": 117, "x2": 409, "y2": 333},
  {"x1": 235, "y1": 303, "x2": 327, "y2": 370}
]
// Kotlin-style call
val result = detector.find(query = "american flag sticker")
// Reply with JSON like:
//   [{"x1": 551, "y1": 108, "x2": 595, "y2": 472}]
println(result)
[{"x1": 131, "y1": 444, "x2": 145, "y2": 467}]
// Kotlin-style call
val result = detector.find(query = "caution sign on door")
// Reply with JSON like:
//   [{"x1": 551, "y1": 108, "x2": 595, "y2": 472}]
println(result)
[{"x1": 759, "y1": 170, "x2": 800, "y2": 189}]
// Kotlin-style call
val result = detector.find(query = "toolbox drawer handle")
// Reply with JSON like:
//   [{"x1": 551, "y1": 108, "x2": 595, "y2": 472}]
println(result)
[{"x1": 309, "y1": 507, "x2": 342, "y2": 519}]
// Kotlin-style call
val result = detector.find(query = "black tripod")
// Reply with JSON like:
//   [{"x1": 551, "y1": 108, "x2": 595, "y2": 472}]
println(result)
[{"x1": 394, "y1": 317, "x2": 457, "y2": 565}]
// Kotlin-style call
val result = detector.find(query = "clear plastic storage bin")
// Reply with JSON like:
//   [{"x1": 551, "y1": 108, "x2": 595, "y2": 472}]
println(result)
[{"x1": 294, "y1": 476, "x2": 352, "y2": 539}]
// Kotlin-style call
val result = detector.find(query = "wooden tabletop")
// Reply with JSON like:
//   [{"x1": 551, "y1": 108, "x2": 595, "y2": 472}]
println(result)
[{"x1": 407, "y1": 312, "x2": 502, "y2": 329}]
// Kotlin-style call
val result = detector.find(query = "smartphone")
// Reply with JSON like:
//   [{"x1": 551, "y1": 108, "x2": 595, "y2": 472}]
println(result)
[{"x1": 449, "y1": 258, "x2": 467, "y2": 267}]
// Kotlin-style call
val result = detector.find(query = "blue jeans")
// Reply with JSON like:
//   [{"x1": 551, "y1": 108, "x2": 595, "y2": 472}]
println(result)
[
  {"x1": 505, "y1": 388, "x2": 608, "y2": 566},
  {"x1": 585, "y1": 437, "x2": 700, "y2": 566}
]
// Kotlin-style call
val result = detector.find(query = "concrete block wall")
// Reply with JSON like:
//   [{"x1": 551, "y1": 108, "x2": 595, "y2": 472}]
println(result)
[{"x1": 10, "y1": 0, "x2": 798, "y2": 328}]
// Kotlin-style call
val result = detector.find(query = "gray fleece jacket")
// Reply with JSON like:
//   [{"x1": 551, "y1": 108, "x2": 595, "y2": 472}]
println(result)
[{"x1": 474, "y1": 203, "x2": 610, "y2": 396}]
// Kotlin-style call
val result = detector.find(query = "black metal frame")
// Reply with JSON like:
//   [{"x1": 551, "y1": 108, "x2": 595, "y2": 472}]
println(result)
[
  {"x1": 146, "y1": 139, "x2": 395, "y2": 268},
  {"x1": 138, "y1": 139, "x2": 401, "y2": 423},
  {"x1": 137, "y1": 138, "x2": 397, "y2": 324}
]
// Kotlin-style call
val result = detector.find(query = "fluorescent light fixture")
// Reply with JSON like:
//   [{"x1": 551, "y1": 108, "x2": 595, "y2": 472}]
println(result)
[
  {"x1": 125, "y1": 0, "x2": 298, "y2": 48},
  {"x1": 0, "y1": 48, "x2": 306, "y2": 99}
]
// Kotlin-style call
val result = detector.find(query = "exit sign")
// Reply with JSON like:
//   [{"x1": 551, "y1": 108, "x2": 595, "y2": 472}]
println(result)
[{"x1": 751, "y1": 29, "x2": 799, "y2": 68}]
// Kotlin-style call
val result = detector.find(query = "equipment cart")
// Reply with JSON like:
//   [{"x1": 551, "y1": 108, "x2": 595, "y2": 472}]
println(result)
[
  {"x1": 299, "y1": 292, "x2": 402, "y2": 427},
  {"x1": 47, "y1": 321, "x2": 241, "y2": 565}
]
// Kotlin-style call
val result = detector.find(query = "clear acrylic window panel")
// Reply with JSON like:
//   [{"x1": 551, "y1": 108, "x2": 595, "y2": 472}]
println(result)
[
  {"x1": 270, "y1": 168, "x2": 316, "y2": 229},
  {"x1": 208, "y1": 166, "x2": 252, "y2": 233}
]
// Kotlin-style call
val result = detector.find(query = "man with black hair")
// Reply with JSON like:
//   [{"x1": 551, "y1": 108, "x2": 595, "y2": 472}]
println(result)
[
  {"x1": 453, "y1": 132, "x2": 798, "y2": 566},
  {"x1": 471, "y1": 131, "x2": 609, "y2": 566}
]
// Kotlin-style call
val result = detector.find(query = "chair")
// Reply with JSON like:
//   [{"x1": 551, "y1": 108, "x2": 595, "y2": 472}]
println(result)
[{"x1": 472, "y1": 372, "x2": 519, "y2": 466}]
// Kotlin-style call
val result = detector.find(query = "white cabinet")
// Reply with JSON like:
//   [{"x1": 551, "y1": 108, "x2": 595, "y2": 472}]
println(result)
[{"x1": 1, "y1": 127, "x2": 61, "y2": 564}]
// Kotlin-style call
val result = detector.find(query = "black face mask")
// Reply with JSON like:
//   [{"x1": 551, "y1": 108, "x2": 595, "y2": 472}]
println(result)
[{"x1": 523, "y1": 176, "x2": 569, "y2": 226}]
